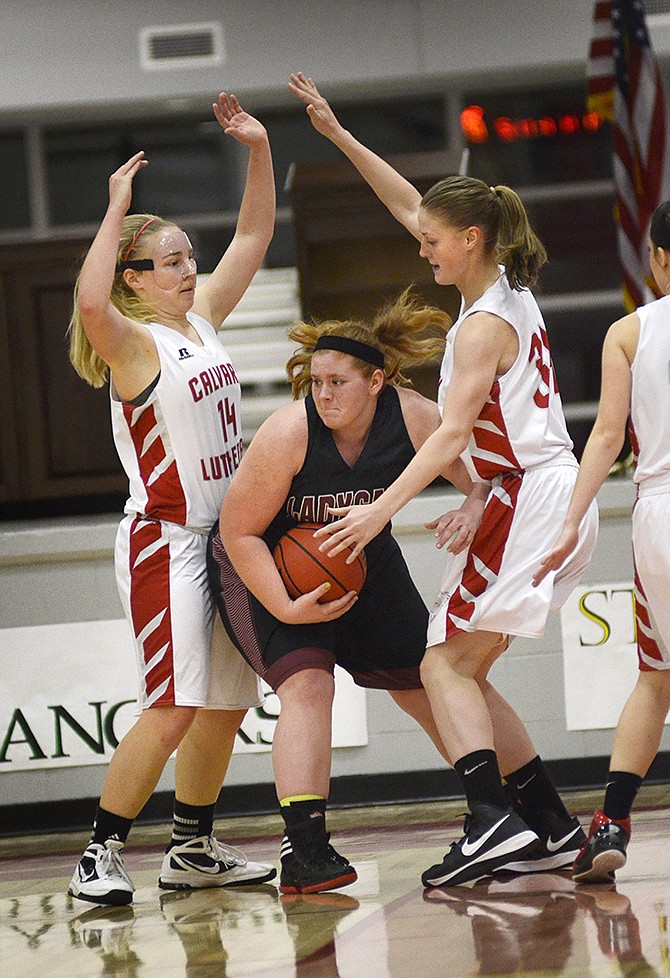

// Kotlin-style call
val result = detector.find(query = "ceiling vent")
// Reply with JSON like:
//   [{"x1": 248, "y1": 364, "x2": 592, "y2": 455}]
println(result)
[{"x1": 139, "y1": 22, "x2": 224, "y2": 71}]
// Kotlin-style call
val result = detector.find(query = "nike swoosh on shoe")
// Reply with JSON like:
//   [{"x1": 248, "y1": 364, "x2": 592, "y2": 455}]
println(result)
[
  {"x1": 461, "y1": 815, "x2": 510, "y2": 857},
  {"x1": 171, "y1": 858, "x2": 227, "y2": 875},
  {"x1": 546, "y1": 826, "x2": 581, "y2": 852}
]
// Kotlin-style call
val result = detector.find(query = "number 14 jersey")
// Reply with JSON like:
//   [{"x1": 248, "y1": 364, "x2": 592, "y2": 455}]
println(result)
[{"x1": 111, "y1": 311, "x2": 242, "y2": 532}]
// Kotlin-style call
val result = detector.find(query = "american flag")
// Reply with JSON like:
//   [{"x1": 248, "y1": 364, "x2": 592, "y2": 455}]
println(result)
[{"x1": 587, "y1": 0, "x2": 670, "y2": 309}]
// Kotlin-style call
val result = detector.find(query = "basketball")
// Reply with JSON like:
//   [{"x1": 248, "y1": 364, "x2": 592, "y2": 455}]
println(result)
[{"x1": 273, "y1": 523, "x2": 367, "y2": 603}]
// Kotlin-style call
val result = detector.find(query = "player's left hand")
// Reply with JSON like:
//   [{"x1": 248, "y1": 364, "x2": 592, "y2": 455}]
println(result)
[
  {"x1": 426, "y1": 507, "x2": 477, "y2": 554},
  {"x1": 213, "y1": 93, "x2": 267, "y2": 145},
  {"x1": 314, "y1": 503, "x2": 386, "y2": 562},
  {"x1": 532, "y1": 524, "x2": 578, "y2": 586},
  {"x1": 428, "y1": 489, "x2": 487, "y2": 553}
]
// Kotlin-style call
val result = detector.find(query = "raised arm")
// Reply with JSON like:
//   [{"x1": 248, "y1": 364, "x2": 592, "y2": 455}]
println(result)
[
  {"x1": 194, "y1": 93, "x2": 276, "y2": 329},
  {"x1": 75, "y1": 152, "x2": 160, "y2": 395},
  {"x1": 288, "y1": 72, "x2": 422, "y2": 239},
  {"x1": 533, "y1": 313, "x2": 637, "y2": 585}
]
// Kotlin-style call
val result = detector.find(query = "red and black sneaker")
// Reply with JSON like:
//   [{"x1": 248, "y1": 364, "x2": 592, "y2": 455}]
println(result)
[
  {"x1": 279, "y1": 827, "x2": 358, "y2": 895},
  {"x1": 572, "y1": 809, "x2": 631, "y2": 884}
]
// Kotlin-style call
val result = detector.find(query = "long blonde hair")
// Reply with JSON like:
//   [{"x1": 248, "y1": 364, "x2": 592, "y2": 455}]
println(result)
[
  {"x1": 421, "y1": 175, "x2": 547, "y2": 291},
  {"x1": 286, "y1": 287, "x2": 451, "y2": 399},
  {"x1": 68, "y1": 214, "x2": 176, "y2": 387}
]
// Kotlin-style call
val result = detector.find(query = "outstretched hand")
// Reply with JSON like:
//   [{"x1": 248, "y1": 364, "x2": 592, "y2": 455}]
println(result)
[
  {"x1": 426, "y1": 504, "x2": 481, "y2": 554},
  {"x1": 288, "y1": 72, "x2": 342, "y2": 139},
  {"x1": 108, "y1": 151, "x2": 148, "y2": 214},
  {"x1": 532, "y1": 524, "x2": 579, "y2": 587},
  {"x1": 213, "y1": 92, "x2": 267, "y2": 146},
  {"x1": 314, "y1": 503, "x2": 387, "y2": 562}
]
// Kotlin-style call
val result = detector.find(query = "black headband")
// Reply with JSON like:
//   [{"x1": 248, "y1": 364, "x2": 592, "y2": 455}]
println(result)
[
  {"x1": 314, "y1": 334, "x2": 385, "y2": 369},
  {"x1": 116, "y1": 258, "x2": 154, "y2": 274}
]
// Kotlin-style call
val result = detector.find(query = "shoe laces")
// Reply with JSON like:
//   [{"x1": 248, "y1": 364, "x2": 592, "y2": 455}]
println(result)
[
  {"x1": 207, "y1": 836, "x2": 247, "y2": 868},
  {"x1": 99, "y1": 840, "x2": 131, "y2": 884},
  {"x1": 443, "y1": 813, "x2": 473, "y2": 857}
]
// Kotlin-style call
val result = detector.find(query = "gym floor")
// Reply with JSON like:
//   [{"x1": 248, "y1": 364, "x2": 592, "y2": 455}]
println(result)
[{"x1": 3, "y1": 785, "x2": 670, "y2": 978}]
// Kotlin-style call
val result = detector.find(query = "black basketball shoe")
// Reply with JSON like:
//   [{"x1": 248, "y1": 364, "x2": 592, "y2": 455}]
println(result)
[
  {"x1": 279, "y1": 819, "x2": 358, "y2": 895},
  {"x1": 421, "y1": 804, "x2": 540, "y2": 888},
  {"x1": 572, "y1": 810, "x2": 630, "y2": 883},
  {"x1": 499, "y1": 807, "x2": 586, "y2": 873}
]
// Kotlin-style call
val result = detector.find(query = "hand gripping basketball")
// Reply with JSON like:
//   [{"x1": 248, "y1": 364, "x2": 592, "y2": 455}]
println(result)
[{"x1": 273, "y1": 523, "x2": 367, "y2": 603}]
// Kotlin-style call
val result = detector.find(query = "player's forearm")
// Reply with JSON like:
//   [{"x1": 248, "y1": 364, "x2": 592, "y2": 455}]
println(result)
[
  {"x1": 566, "y1": 425, "x2": 625, "y2": 528},
  {"x1": 77, "y1": 205, "x2": 125, "y2": 319},
  {"x1": 375, "y1": 424, "x2": 469, "y2": 523},
  {"x1": 327, "y1": 127, "x2": 422, "y2": 235},
  {"x1": 235, "y1": 138, "x2": 276, "y2": 245}
]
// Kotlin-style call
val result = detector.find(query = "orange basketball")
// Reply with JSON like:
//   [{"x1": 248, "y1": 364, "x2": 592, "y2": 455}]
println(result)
[{"x1": 272, "y1": 523, "x2": 367, "y2": 603}]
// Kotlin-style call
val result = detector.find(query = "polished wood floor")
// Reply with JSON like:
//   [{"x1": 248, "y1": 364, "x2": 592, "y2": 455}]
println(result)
[{"x1": 2, "y1": 786, "x2": 670, "y2": 978}]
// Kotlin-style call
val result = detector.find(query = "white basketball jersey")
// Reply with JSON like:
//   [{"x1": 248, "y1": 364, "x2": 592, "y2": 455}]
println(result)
[
  {"x1": 438, "y1": 272, "x2": 574, "y2": 480},
  {"x1": 111, "y1": 312, "x2": 243, "y2": 532},
  {"x1": 631, "y1": 293, "x2": 670, "y2": 486}
]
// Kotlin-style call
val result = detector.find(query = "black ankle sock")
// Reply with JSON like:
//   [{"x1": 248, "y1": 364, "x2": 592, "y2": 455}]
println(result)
[
  {"x1": 455, "y1": 750, "x2": 507, "y2": 811},
  {"x1": 603, "y1": 771, "x2": 642, "y2": 820},
  {"x1": 170, "y1": 799, "x2": 215, "y2": 848},
  {"x1": 280, "y1": 798, "x2": 327, "y2": 832},
  {"x1": 504, "y1": 755, "x2": 570, "y2": 820},
  {"x1": 91, "y1": 806, "x2": 133, "y2": 846}
]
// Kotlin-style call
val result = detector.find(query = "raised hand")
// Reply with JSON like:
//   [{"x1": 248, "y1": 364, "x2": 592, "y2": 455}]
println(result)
[
  {"x1": 108, "y1": 151, "x2": 148, "y2": 214},
  {"x1": 288, "y1": 72, "x2": 342, "y2": 139},
  {"x1": 213, "y1": 92, "x2": 267, "y2": 146}
]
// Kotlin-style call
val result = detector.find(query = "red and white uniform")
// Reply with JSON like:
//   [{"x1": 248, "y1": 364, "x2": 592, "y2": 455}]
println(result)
[
  {"x1": 428, "y1": 272, "x2": 598, "y2": 645},
  {"x1": 112, "y1": 311, "x2": 243, "y2": 532},
  {"x1": 629, "y1": 294, "x2": 670, "y2": 670},
  {"x1": 112, "y1": 312, "x2": 262, "y2": 708}
]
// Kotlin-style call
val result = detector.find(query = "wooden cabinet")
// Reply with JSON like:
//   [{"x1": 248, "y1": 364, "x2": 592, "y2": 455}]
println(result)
[
  {"x1": 0, "y1": 239, "x2": 126, "y2": 515},
  {"x1": 288, "y1": 151, "x2": 462, "y2": 401}
]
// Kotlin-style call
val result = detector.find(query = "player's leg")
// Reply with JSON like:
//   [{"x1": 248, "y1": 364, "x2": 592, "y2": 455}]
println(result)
[
  {"x1": 160, "y1": 544, "x2": 274, "y2": 891},
  {"x1": 575, "y1": 493, "x2": 670, "y2": 883},
  {"x1": 419, "y1": 630, "x2": 539, "y2": 886},
  {"x1": 388, "y1": 687, "x2": 452, "y2": 763},
  {"x1": 475, "y1": 644, "x2": 585, "y2": 872},
  {"x1": 68, "y1": 705, "x2": 196, "y2": 906},
  {"x1": 273, "y1": 667, "x2": 334, "y2": 799},
  {"x1": 160, "y1": 707, "x2": 276, "y2": 890},
  {"x1": 70, "y1": 517, "x2": 199, "y2": 907},
  {"x1": 271, "y1": 660, "x2": 357, "y2": 895}
]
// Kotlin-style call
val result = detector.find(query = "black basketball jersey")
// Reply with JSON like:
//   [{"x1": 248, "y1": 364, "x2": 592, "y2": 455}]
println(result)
[{"x1": 263, "y1": 385, "x2": 416, "y2": 568}]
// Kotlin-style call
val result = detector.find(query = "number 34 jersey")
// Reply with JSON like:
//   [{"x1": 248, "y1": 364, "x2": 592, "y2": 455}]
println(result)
[
  {"x1": 111, "y1": 311, "x2": 242, "y2": 532},
  {"x1": 438, "y1": 271, "x2": 575, "y2": 481}
]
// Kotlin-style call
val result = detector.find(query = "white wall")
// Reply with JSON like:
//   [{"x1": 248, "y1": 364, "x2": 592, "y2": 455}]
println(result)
[
  {"x1": 2, "y1": 478, "x2": 662, "y2": 811},
  {"x1": 1, "y1": 0, "x2": 657, "y2": 124}
]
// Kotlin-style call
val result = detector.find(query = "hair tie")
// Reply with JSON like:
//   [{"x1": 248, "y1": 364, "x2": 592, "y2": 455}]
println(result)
[
  {"x1": 121, "y1": 217, "x2": 160, "y2": 261},
  {"x1": 314, "y1": 334, "x2": 385, "y2": 369}
]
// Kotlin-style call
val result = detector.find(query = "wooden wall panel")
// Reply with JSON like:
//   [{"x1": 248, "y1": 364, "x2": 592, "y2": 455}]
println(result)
[{"x1": 0, "y1": 239, "x2": 126, "y2": 510}]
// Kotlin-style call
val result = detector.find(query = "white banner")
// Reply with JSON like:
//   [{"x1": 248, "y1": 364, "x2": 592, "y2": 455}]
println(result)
[
  {"x1": 560, "y1": 580, "x2": 670, "y2": 730},
  {"x1": 0, "y1": 620, "x2": 367, "y2": 771}
]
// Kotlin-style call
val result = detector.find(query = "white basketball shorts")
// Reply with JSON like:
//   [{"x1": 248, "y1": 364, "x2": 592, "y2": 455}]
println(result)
[
  {"x1": 427, "y1": 462, "x2": 599, "y2": 646},
  {"x1": 632, "y1": 485, "x2": 670, "y2": 670},
  {"x1": 115, "y1": 515, "x2": 263, "y2": 709}
]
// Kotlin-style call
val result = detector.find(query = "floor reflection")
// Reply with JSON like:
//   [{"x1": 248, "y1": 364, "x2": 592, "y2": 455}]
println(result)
[{"x1": 3, "y1": 796, "x2": 670, "y2": 978}]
